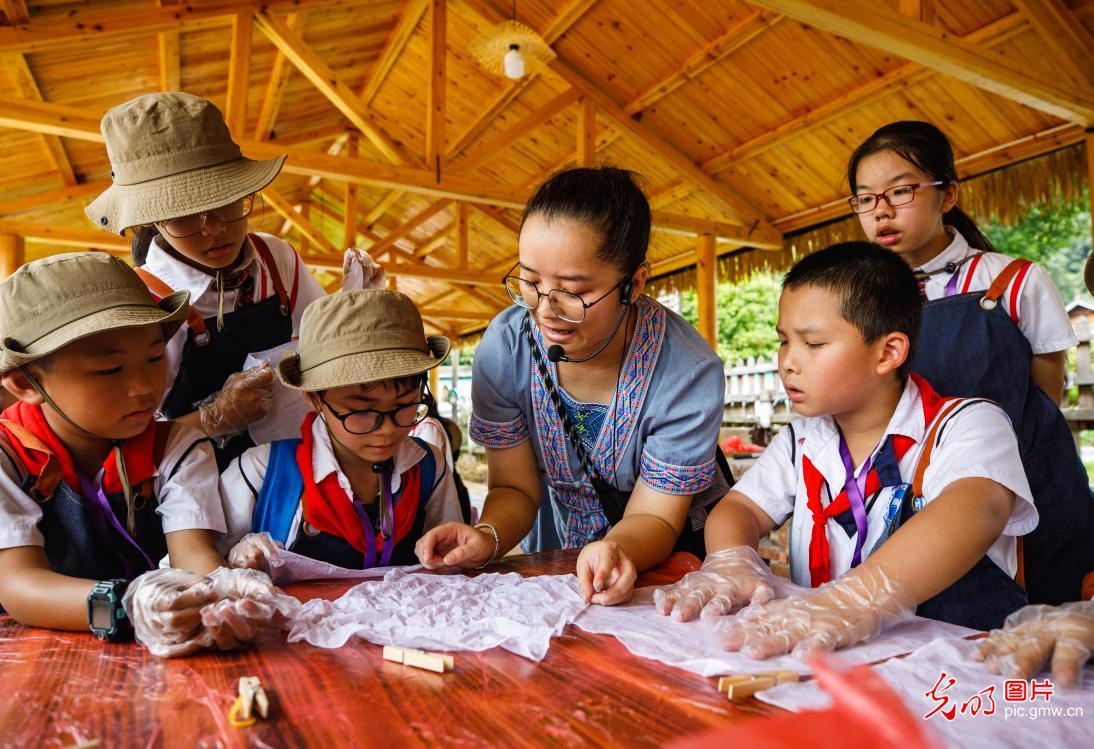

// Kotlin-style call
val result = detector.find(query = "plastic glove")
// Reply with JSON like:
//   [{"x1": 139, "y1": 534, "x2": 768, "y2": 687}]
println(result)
[
  {"x1": 123, "y1": 568, "x2": 218, "y2": 658},
  {"x1": 207, "y1": 566, "x2": 301, "y2": 621},
  {"x1": 975, "y1": 601, "x2": 1094, "y2": 688},
  {"x1": 341, "y1": 248, "x2": 387, "y2": 290},
  {"x1": 717, "y1": 564, "x2": 915, "y2": 660},
  {"x1": 197, "y1": 364, "x2": 274, "y2": 437},
  {"x1": 576, "y1": 540, "x2": 637, "y2": 606},
  {"x1": 227, "y1": 532, "x2": 284, "y2": 573},
  {"x1": 653, "y1": 546, "x2": 779, "y2": 621}
]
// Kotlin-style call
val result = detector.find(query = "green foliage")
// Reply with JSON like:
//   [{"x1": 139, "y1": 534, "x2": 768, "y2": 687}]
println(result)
[{"x1": 678, "y1": 272, "x2": 782, "y2": 363}]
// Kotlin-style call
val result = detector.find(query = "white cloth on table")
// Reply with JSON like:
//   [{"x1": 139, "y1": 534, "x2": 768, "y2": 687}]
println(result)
[
  {"x1": 270, "y1": 548, "x2": 421, "y2": 583},
  {"x1": 757, "y1": 636, "x2": 1094, "y2": 748},
  {"x1": 287, "y1": 569, "x2": 586, "y2": 661}
]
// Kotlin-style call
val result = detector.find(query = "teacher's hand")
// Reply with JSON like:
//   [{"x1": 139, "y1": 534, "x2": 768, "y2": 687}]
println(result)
[
  {"x1": 415, "y1": 522, "x2": 496, "y2": 569},
  {"x1": 576, "y1": 540, "x2": 637, "y2": 606}
]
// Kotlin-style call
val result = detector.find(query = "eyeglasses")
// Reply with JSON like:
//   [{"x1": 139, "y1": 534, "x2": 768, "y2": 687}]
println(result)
[
  {"x1": 318, "y1": 392, "x2": 430, "y2": 435},
  {"x1": 158, "y1": 195, "x2": 255, "y2": 238},
  {"x1": 502, "y1": 263, "x2": 625, "y2": 324},
  {"x1": 847, "y1": 181, "x2": 944, "y2": 214}
]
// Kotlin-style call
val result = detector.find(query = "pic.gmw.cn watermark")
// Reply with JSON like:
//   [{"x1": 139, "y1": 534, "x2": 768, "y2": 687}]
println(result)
[{"x1": 922, "y1": 672, "x2": 1086, "y2": 721}]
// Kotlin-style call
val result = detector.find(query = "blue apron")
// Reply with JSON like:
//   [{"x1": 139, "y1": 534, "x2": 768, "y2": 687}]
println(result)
[{"x1": 911, "y1": 260, "x2": 1094, "y2": 605}]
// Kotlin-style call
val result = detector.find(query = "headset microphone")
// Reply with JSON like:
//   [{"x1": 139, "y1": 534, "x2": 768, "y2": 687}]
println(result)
[{"x1": 546, "y1": 280, "x2": 633, "y2": 364}]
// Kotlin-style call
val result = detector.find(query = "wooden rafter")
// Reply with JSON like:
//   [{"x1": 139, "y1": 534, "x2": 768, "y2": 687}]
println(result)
[
  {"x1": 225, "y1": 11, "x2": 253, "y2": 134},
  {"x1": 1009, "y1": 0, "x2": 1094, "y2": 89},
  {"x1": 253, "y1": 10, "x2": 307, "y2": 139},
  {"x1": 3, "y1": 52, "x2": 76, "y2": 185},
  {"x1": 359, "y1": 0, "x2": 428, "y2": 106},
  {"x1": 0, "y1": 180, "x2": 112, "y2": 216},
  {"x1": 370, "y1": 199, "x2": 453, "y2": 258},
  {"x1": 745, "y1": 0, "x2": 1094, "y2": 124},
  {"x1": 156, "y1": 0, "x2": 180, "y2": 93},
  {"x1": 263, "y1": 187, "x2": 339, "y2": 254},
  {"x1": 472, "y1": 203, "x2": 521, "y2": 235},
  {"x1": 898, "y1": 0, "x2": 934, "y2": 23},
  {"x1": 0, "y1": 219, "x2": 128, "y2": 251},
  {"x1": 577, "y1": 97, "x2": 596, "y2": 167},
  {"x1": 365, "y1": 190, "x2": 405, "y2": 227},
  {"x1": 456, "y1": 201, "x2": 469, "y2": 269},
  {"x1": 426, "y1": 0, "x2": 446, "y2": 175},
  {"x1": 0, "y1": 0, "x2": 28, "y2": 25},
  {"x1": 343, "y1": 132, "x2": 359, "y2": 248}
]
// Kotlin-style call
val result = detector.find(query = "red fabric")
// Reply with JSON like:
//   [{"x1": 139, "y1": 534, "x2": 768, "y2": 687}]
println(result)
[
  {"x1": 295, "y1": 412, "x2": 424, "y2": 554},
  {"x1": 803, "y1": 374, "x2": 949, "y2": 587},
  {"x1": 1008, "y1": 260, "x2": 1032, "y2": 325},
  {"x1": 0, "y1": 401, "x2": 158, "y2": 495},
  {"x1": 959, "y1": 254, "x2": 984, "y2": 294}
]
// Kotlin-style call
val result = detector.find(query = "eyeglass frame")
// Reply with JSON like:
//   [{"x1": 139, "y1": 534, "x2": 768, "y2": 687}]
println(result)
[
  {"x1": 847, "y1": 181, "x2": 945, "y2": 214},
  {"x1": 317, "y1": 389, "x2": 432, "y2": 435},
  {"x1": 501, "y1": 262, "x2": 628, "y2": 324},
  {"x1": 156, "y1": 194, "x2": 256, "y2": 238}
]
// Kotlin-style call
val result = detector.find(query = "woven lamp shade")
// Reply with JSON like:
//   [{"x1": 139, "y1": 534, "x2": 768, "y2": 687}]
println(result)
[{"x1": 470, "y1": 19, "x2": 556, "y2": 77}]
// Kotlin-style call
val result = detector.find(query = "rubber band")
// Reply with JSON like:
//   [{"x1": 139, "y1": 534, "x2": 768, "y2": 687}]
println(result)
[{"x1": 227, "y1": 696, "x2": 256, "y2": 728}]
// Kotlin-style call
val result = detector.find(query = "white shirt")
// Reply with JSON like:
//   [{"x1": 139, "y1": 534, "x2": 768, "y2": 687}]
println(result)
[
  {"x1": 918, "y1": 228, "x2": 1076, "y2": 355},
  {"x1": 141, "y1": 232, "x2": 325, "y2": 399},
  {"x1": 0, "y1": 423, "x2": 226, "y2": 550},
  {"x1": 735, "y1": 377, "x2": 1038, "y2": 586},
  {"x1": 218, "y1": 414, "x2": 463, "y2": 554}
]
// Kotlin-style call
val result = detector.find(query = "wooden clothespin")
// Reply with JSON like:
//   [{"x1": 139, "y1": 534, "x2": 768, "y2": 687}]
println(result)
[
  {"x1": 230, "y1": 675, "x2": 270, "y2": 727},
  {"x1": 382, "y1": 645, "x2": 454, "y2": 673},
  {"x1": 716, "y1": 671, "x2": 800, "y2": 700}
]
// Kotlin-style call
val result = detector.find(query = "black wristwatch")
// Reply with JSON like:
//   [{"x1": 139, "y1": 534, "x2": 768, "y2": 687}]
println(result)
[{"x1": 87, "y1": 579, "x2": 133, "y2": 642}]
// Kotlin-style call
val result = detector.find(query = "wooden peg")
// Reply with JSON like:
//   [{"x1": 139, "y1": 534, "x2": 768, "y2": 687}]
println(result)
[
  {"x1": 716, "y1": 674, "x2": 753, "y2": 694},
  {"x1": 761, "y1": 670, "x2": 800, "y2": 685},
  {"x1": 402, "y1": 649, "x2": 447, "y2": 674},
  {"x1": 382, "y1": 645, "x2": 406, "y2": 664},
  {"x1": 725, "y1": 675, "x2": 778, "y2": 700}
]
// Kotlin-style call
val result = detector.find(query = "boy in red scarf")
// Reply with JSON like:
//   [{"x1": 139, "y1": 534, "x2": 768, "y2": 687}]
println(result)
[
  {"x1": 656, "y1": 243, "x2": 1038, "y2": 653},
  {"x1": 0, "y1": 253, "x2": 285, "y2": 656},
  {"x1": 222, "y1": 289, "x2": 462, "y2": 573}
]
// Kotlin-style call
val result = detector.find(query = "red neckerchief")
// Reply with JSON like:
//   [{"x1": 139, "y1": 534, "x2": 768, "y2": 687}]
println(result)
[
  {"x1": 0, "y1": 401, "x2": 158, "y2": 496},
  {"x1": 295, "y1": 412, "x2": 423, "y2": 554},
  {"x1": 802, "y1": 374, "x2": 949, "y2": 587}
]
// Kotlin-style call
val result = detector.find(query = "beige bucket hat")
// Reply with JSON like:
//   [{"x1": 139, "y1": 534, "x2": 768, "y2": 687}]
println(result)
[
  {"x1": 0, "y1": 252, "x2": 190, "y2": 372},
  {"x1": 277, "y1": 290, "x2": 451, "y2": 391},
  {"x1": 85, "y1": 92, "x2": 286, "y2": 235}
]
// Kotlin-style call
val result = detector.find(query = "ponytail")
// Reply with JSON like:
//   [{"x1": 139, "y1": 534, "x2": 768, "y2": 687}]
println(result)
[
  {"x1": 944, "y1": 206, "x2": 996, "y2": 253},
  {"x1": 130, "y1": 226, "x2": 158, "y2": 266}
]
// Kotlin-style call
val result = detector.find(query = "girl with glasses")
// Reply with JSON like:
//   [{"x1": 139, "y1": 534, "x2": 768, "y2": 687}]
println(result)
[
  {"x1": 415, "y1": 167, "x2": 731, "y2": 606},
  {"x1": 848, "y1": 121, "x2": 1094, "y2": 608}
]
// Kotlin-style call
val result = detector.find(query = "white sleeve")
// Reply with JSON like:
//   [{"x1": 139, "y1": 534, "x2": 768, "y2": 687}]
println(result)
[
  {"x1": 731, "y1": 424, "x2": 798, "y2": 526},
  {"x1": 920, "y1": 401, "x2": 1038, "y2": 536},
  {"x1": 0, "y1": 446, "x2": 44, "y2": 549},
  {"x1": 422, "y1": 443, "x2": 463, "y2": 531},
  {"x1": 217, "y1": 443, "x2": 271, "y2": 554},
  {"x1": 411, "y1": 417, "x2": 455, "y2": 472},
  {"x1": 155, "y1": 425, "x2": 228, "y2": 536},
  {"x1": 1016, "y1": 262, "x2": 1077, "y2": 355}
]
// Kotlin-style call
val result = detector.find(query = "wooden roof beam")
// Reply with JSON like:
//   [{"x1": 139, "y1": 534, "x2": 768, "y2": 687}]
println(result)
[
  {"x1": 263, "y1": 187, "x2": 339, "y2": 254},
  {"x1": 225, "y1": 12, "x2": 253, "y2": 134},
  {"x1": 369, "y1": 199, "x2": 453, "y2": 259},
  {"x1": 745, "y1": 0, "x2": 1094, "y2": 124},
  {"x1": 472, "y1": 203, "x2": 521, "y2": 235},
  {"x1": 0, "y1": 219, "x2": 128, "y2": 251},
  {"x1": 898, "y1": 0, "x2": 934, "y2": 24},
  {"x1": 4, "y1": 52, "x2": 77, "y2": 185},
  {"x1": 425, "y1": 0, "x2": 446, "y2": 175},
  {"x1": 253, "y1": 9, "x2": 420, "y2": 166},
  {"x1": 0, "y1": 1, "x2": 29, "y2": 25},
  {"x1": 359, "y1": 0, "x2": 428, "y2": 106},
  {"x1": 1009, "y1": 0, "x2": 1094, "y2": 89},
  {"x1": 576, "y1": 97, "x2": 596, "y2": 167},
  {"x1": 0, "y1": 180, "x2": 112, "y2": 216},
  {"x1": 253, "y1": 10, "x2": 307, "y2": 139},
  {"x1": 156, "y1": 1, "x2": 181, "y2": 93}
]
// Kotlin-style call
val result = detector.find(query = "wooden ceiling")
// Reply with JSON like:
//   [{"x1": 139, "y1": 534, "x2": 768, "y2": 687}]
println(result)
[{"x1": 0, "y1": 0, "x2": 1091, "y2": 337}]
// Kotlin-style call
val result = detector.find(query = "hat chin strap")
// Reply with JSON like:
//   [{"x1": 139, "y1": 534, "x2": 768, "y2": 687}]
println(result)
[{"x1": 19, "y1": 366, "x2": 137, "y2": 536}]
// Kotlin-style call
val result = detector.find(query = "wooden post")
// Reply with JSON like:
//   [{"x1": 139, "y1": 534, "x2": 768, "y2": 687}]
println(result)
[
  {"x1": 426, "y1": 0, "x2": 446, "y2": 181},
  {"x1": 429, "y1": 361, "x2": 440, "y2": 399},
  {"x1": 450, "y1": 351, "x2": 459, "y2": 424},
  {"x1": 456, "y1": 201, "x2": 468, "y2": 269},
  {"x1": 577, "y1": 97, "x2": 596, "y2": 167},
  {"x1": 696, "y1": 233, "x2": 717, "y2": 349},
  {"x1": 344, "y1": 131, "x2": 359, "y2": 249},
  {"x1": 0, "y1": 234, "x2": 25, "y2": 279}
]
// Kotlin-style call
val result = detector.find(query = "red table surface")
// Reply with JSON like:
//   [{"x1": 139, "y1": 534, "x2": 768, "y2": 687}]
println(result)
[{"x1": 0, "y1": 550, "x2": 786, "y2": 748}]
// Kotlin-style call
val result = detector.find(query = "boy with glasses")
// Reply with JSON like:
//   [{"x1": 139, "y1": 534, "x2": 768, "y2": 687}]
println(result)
[{"x1": 220, "y1": 290, "x2": 462, "y2": 571}]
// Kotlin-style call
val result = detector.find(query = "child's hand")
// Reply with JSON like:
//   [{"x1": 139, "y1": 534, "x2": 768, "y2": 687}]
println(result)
[
  {"x1": 198, "y1": 364, "x2": 275, "y2": 436},
  {"x1": 342, "y1": 248, "x2": 387, "y2": 290},
  {"x1": 123, "y1": 568, "x2": 218, "y2": 657},
  {"x1": 717, "y1": 564, "x2": 914, "y2": 659},
  {"x1": 227, "y1": 532, "x2": 284, "y2": 572},
  {"x1": 975, "y1": 601, "x2": 1094, "y2": 688},
  {"x1": 653, "y1": 545, "x2": 778, "y2": 621},
  {"x1": 576, "y1": 540, "x2": 636, "y2": 605},
  {"x1": 415, "y1": 522, "x2": 496, "y2": 569}
]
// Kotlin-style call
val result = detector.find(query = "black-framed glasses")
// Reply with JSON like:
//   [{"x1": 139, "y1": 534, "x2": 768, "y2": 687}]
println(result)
[
  {"x1": 502, "y1": 262, "x2": 625, "y2": 324},
  {"x1": 158, "y1": 195, "x2": 255, "y2": 238},
  {"x1": 318, "y1": 392, "x2": 430, "y2": 435},
  {"x1": 847, "y1": 181, "x2": 944, "y2": 214}
]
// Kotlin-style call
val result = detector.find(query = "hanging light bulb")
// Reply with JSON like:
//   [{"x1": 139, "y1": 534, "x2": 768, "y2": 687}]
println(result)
[{"x1": 504, "y1": 43, "x2": 525, "y2": 79}]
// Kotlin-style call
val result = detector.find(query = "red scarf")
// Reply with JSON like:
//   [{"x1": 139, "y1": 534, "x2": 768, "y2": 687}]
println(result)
[
  {"x1": 295, "y1": 412, "x2": 423, "y2": 554},
  {"x1": 802, "y1": 374, "x2": 949, "y2": 587},
  {"x1": 0, "y1": 401, "x2": 158, "y2": 497}
]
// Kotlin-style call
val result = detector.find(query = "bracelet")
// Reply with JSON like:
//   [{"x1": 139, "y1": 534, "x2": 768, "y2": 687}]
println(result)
[{"x1": 473, "y1": 523, "x2": 501, "y2": 568}]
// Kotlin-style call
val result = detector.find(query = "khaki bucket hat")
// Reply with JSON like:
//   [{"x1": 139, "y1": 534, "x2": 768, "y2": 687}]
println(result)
[
  {"x1": 85, "y1": 92, "x2": 286, "y2": 235},
  {"x1": 277, "y1": 290, "x2": 451, "y2": 391},
  {"x1": 0, "y1": 252, "x2": 190, "y2": 372}
]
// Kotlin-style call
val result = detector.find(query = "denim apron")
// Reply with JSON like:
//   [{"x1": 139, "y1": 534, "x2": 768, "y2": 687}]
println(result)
[{"x1": 911, "y1": 259, "x2": 1094, "y2": 605}]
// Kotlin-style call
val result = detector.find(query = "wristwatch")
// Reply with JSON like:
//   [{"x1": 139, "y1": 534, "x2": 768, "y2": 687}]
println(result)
[{"x1": 87, "y1": 579, "x2": 133, "y2": 643}]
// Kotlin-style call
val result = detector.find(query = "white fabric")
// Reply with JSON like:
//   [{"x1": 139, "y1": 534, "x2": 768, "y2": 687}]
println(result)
[
  {"x1": 758, "y1": 636, "x2": 1094, "y2": 748},
  {"x1": 573, "y1": 586, "x2": 976, "y2": 677},
  {"x1": 218, "y1": 413, "x2": 462, "y2": 554},
  {"x1": 142, "y1": 232, "x2": 325, "y2": 402},
  {"x1": 0, "y1": 422, "x2": 225, "y2": 549},
  {"x1": 287, "y1": 569, "x2": 586, "y2": 661},
  {"x1": 918, "y1": 228, "x2": 1077, "y2": 355},
  {"x1": 735, "y1": 377, "x2": 1037, "y2": 585},
  {"x1": 271, "y1": 548, "x2": 421, "y2": 583},
  {"x1": 242, "y1": 344, "x2": 313, "y2": 445}
]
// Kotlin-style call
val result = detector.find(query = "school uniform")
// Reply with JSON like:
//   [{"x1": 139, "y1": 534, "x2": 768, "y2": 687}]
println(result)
[
  {"x1": 909, "y1": 228, "x2": 1094, "y2": 605},
  {"x1": 735, "y1": 374, "x2": 1038, "y2": 630},
  {"x1": 219, "y1": 412, "x2": 463, "y2": 569},
  {"x1": 0, "y1": 401, "x2": 225, "y2": 586}
]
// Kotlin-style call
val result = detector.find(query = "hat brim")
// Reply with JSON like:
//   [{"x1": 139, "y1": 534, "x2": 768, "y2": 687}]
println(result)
[
  {"x1": 0, "y1": 290, "x2": 190, "y2": 371},
  {"x1": 277, "y1": 336, "x2": 452, "y2": 391},
  {"x1": 86, "y1": 154, "x2": 286, "y2": 235}
]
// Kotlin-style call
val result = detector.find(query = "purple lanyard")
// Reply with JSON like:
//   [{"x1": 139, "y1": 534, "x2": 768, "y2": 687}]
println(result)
[
  {"x1": 80, "y1": 475, "x2": 155, "y2": 576},
  {"x1": 944, "y1": 268, "x2": 961, "y2": 297},
  {"x1": 836, "y1": 434, "x2": 872, "y2": 568},
  {"x1": 350, "y1": 464, "x2": 395, "y2": 569}
]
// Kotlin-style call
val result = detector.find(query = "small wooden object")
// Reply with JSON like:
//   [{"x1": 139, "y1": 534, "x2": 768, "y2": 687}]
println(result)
[
  {"x1": 381, "y1": 645, "x2": 453, "y2": 673},
  {"x1": 716, "y1": 672, "x2": 798, "y2": 700},
  {"x1": 238, "y1": 676, "x2": 269, "y2": 720}
]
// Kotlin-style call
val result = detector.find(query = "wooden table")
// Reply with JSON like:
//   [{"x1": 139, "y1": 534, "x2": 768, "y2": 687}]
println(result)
[{"x1": 0, "y1": 550, "x2": 785, "y2": 748}]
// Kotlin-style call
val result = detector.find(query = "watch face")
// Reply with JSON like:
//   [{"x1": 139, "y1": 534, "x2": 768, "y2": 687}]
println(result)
[{"x1": 90, "y1": 597, "x2": 113, "y2": 630}]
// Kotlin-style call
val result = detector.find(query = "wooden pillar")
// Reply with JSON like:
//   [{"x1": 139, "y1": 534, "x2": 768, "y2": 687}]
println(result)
[
  {"x1": 696, "y1": 233, "x2": 717, "y2": 349},
  {"x1": 344, "y1": 131, "x2": 359, "y2": 249},
  {"x1": 425, "y1": 0, "x2": 446, "y2": 180},
  {"x1": 0, "y1": 234, "x2": 25, "y2": 279},
  {"x1": 577, "y1": 97, "x2": 596, "y2": 167},
  {"x1": 429, "y1": 361, "x2": 440, "y2": 399},
  {"x1": 456, "y1": 201, "x2": 469, "y2": 269},
  {"x1": 450, "y1": 351, "x2": 460, "y2": 424}
]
